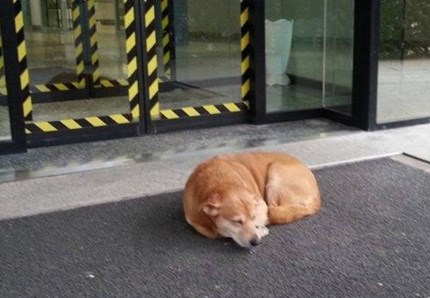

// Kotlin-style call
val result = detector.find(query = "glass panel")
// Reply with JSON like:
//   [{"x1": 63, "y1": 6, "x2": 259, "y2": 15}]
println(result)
[
  {"x1": 22, "y1": 0, "x2": 129, "y2": 122},
  {"x1": 95, "y1": 0, "x2": 128, "y2": 83},
  {"x1": 24, "y1": 0, "x2": 76, "y2": 84},
  {"x1": 377, "y1": 0, "x2": 430, "y2": 123},
  {"x1": 0, "y1": 24, "x2": 11, "y2": 141},
  {"x1": 157, "y1": 0, "x2": 242, "y2": 111},
  {"x1": 265, "y1": 0, "x2": 354, "y2": 114},
  {"x1": 323, "y1": 0, "x2": 354, "y2": 115},
  {"x1": 47, "y1": 0, "x2": 61, "y2": 27}
]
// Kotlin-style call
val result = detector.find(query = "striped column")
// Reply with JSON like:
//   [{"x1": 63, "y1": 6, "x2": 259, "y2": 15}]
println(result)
[
  {"x1": 13, "y1": 0, "x2": 32, "y2": 121},
  {"x1": 161, "y1": 0, "x2": 172, "y2": 79},
  {"x1": 240, "y1": 0, "x2": 251, "y2": 104},
  {"x1": 87, "y1": 0, "x2": 100, "y2": 85},
  {"x1": 144, "y1": 0, "x2": 160, "y2": 119},
  {"x1": 72, "y1": 1, "x2": 86, "y2": 87},
  {"x1": 123, "y1": 0, "x2": 140, "y2": 119}
]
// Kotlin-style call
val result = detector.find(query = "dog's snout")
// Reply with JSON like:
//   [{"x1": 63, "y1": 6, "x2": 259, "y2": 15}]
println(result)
[{"x1": 250, "y1": 238, "x2": 261, "y2": 247}]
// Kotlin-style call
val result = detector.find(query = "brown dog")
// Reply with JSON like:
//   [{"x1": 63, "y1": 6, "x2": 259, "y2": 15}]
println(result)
[{"x1": 183, "y1": 151, "x2": 321, "y2": 248}]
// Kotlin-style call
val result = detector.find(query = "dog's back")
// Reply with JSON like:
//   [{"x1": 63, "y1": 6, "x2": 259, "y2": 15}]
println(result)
[{"x1": 217, "y1": 151, "x2": 304, "y2": 194}]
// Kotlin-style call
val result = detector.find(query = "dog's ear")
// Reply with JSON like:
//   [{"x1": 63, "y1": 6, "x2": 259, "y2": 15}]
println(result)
[{"x1": 201, "y1": 193, "x2": 221, "y2": 217}]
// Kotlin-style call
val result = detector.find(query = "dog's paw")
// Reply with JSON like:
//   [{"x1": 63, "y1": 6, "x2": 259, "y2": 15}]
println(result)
[{"x1": 256, "y1": 225, "x2": 269, "y2": 238}]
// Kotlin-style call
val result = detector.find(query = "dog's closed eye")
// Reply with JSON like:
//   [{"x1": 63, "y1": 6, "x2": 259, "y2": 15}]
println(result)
[{"x1": 231, "y1": 218, "x2": 244, "y2": 226}]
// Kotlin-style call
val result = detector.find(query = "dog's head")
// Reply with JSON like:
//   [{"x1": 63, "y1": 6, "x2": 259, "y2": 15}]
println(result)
[{"x1": 201, "y1": 186, "x2": 268, "y2": 248}]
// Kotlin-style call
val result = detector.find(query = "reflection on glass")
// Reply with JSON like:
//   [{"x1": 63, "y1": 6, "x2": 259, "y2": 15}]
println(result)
[
  {"x1": 95, "y1": 0, "x2": 128, "y2": 81},
  {"x1": 157, "y1": 0, "x2": 242, "y2": 110},
  {"x1": 0, "y1": 27, "x2": 11, "y2": 140},
  {"x1": 323, "y1": 0, "x2": 355, "y2": 115},
  {"x1": 46, "y1": 0, "x2": 61, "y2": 27},
  {"x1": 377, "y1": 0, "x2": 430, "y2": 123},
  {"x1": 265, "y1": 0, "x2": 354, "y2": 114},
  {"x1": 22, "y1": 0, "x2": 129, "y2": 121},
  {"x1": 24, "y1": 0, "x2": 76, "y2": 85}
]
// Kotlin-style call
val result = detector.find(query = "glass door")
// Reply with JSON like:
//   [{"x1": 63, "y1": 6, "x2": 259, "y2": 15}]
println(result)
[
  {"x1": 142, "y1": 0, "x2": 250, "y2": 126},
  {"x1": 263, "y1": 0, "x2": 355, "y2": 118},
  {"x1": 19, "y1": 0, "x2": 142, "y2": 136},
  {"x1": 0, "y1": 1, "x2": 26, "y2": 153}
]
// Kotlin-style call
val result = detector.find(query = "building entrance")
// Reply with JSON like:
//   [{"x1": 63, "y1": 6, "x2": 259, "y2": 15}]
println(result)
[
  {"x1": 1, "y1": 0, "x2": 252, "y2": 149},
  {"x1": 0, "y1": 0, "x2": 364, "y2": 154}
]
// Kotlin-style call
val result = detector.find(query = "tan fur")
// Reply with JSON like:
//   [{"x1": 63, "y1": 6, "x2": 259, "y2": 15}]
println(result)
[{"x1": 183, "y1": 151, "x2": 321, "y2": 247}]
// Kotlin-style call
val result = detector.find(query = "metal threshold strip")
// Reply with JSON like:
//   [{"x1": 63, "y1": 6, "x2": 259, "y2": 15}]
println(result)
[{"x1": 310, "y1": 152, "x2": 430, "y2": 172}]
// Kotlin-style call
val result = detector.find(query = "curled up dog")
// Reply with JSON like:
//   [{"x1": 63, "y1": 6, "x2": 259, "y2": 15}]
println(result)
[{"x1": 183, "y1": 151, "x2": 321, "y2": 248}]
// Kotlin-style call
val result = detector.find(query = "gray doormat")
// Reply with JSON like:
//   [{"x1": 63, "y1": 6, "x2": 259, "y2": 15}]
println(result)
[{"x1": 1, "y1": 158, "x2": 429, "y2": 297}]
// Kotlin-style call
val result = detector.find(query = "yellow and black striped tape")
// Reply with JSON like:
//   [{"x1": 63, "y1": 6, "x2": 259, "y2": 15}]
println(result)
[
  {"x1": 13, "y1": 0, "x2": 32, "y2": 121},
  {"x1": 29, "y1": 79, "x2": 128, "y2": 93},
  {"x1": 160, "y1": 102, "x2": 249, "y2": 120},
  {"x1": 30, "y1": 82, "x2": 83, "y2": 93},
  {"x1": 124, "y1": 0, "x2": 141, "y2": 119},
  {"x1": 144, "y1": 0, "x2": 160, "y2": 119},
  {"x1": 87, "y1": 0, "x2": 100, "y2": 85},
  {"x1": 25, "y1": 114, "x2": 133, "y2": 134},
  {"x1": 161, "y1": 0, "x2": 172, "y2": 79},
  {"x1": 72, "y1": 1, "x2": 85, "y2": 87},
  {"x1": 240, "y1": 0, "x2": 251, "y2": 104},
  {"x1": 98, "y1": 79, "x2": 128, "y2": 88}
]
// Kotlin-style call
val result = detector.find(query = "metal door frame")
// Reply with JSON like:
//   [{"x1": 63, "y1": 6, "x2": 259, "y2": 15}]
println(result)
[
  {"x1": 140, "y1": 0, "x2": 253, "y2": 133},
  {"x1": 0, "y1": 0, "x2": 261, "y2": 147},
  {"x1": 0, "y1": 0, "x2": 27, "y2": 154},
  {"x1": 249, "y1": 0, "x2": 356, "y2": 125},
  {"x1": 6, "y1": 0, "x2": 147, "y2": 147}
]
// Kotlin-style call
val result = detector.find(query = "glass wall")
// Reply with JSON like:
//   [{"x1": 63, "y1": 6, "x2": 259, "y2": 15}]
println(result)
[
  {"x1": 265, "y1": 0, "x2": 355, "y2": 115},
  {"x1": 157, "y1": 0, "x2": 242, "y2": 111},
  {"x1": 377, "y1": 0, "x2": 430, "y2": 123}
]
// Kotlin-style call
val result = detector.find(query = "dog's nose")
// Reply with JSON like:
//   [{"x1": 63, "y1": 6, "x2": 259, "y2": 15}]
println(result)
[{"x1": 250, "y1": 238, "x2": 261, "y2": 247}]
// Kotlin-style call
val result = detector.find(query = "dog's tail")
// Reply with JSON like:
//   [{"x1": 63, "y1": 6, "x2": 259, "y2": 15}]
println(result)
[{"x1": 268, "y1": 204, "x2": 319, "y2": 225}]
